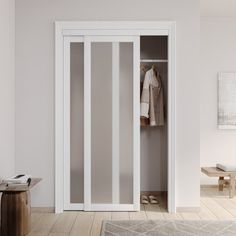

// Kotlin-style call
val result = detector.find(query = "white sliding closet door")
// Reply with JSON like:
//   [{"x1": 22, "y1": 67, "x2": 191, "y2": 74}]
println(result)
[
  {"x1": 63, "y1": 35, "x2": 140, "y2": 211},
  {"x1": 85, "y1": 36, "x2": 140, "y2": 211}
]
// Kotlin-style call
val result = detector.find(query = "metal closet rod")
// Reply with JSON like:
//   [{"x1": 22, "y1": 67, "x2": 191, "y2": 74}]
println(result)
[{"x1": 140, "y1": 59, "x2": 168, "y2": 62}]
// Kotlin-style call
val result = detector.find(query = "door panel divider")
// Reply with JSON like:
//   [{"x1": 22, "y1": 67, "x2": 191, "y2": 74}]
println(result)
[
  {"x1": 84, "y1": 36, "x2": 92, "y2": 211},
  {"x1": 112, "y1": 42, "x2": 120, "y2": 204},
  {"x1": 133, "y1": 37, "x2": 140, "y2": 211}
]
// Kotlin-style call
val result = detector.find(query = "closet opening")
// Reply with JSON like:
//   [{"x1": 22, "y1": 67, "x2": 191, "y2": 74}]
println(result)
[{"x1": 140, "y1": 36, "x2": 168, "y2": 211}]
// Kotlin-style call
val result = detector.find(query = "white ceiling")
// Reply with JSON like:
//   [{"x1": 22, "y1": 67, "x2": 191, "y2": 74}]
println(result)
[{"x1": 201, "y1": 0, "x2": 236, "y2": 17}]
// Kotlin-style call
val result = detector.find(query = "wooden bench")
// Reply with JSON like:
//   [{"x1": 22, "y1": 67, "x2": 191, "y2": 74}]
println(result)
[{"x1": 201, "y1": 167, "x2": 236, "y2": 198}]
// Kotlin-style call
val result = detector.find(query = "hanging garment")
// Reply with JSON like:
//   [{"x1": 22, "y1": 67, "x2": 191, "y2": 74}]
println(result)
[
  {"x1": 140, "y1": 68, "x2": 165, "y2": 126},
  {"x1": 140, "y1": 81, "x2": 149, "y2": 126}
]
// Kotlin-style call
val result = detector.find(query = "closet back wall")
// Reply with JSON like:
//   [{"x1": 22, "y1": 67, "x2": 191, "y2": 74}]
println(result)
[{"x1": 15, "y1": 0, "x2": 200, "y2": 208}]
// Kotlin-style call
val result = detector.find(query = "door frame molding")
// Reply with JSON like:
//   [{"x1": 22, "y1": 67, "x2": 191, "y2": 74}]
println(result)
[{"x1": 55, "y1": 21, "x2": 176, "y2": 213}]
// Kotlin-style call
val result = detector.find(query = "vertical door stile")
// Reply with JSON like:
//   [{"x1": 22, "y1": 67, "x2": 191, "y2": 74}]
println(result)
[
  {"x1": 84, "y1": 36, "x2": 92, "y2": 211},
  {"x1": 168, "y1": 28, "x2": 176, "y2": 213},
  {"x1": 63, "y1": 36, "x2": 71, "y2": 210},
  {"x1": 112, "y1": 42, "x2": 120, "y2": 204},
  {"x1": 133, "y1": 36, "x2": 140, "y2": 211}
]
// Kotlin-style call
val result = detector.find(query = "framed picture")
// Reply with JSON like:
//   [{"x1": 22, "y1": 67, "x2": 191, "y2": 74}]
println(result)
[{"x1": 218, "y1": 72, "x2": 236, "y2": 129}]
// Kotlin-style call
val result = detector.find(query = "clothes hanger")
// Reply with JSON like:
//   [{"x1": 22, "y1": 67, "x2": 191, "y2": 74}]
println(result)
[
  {"x1": 140, "y1": 64, "x2": 148, "y2": 73},
  {"x1": 152, "y1": 64, "x2": 158, "y2": 77}
]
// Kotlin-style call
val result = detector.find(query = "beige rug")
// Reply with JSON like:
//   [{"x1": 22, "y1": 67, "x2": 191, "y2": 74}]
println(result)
[{"x1": 101, "y1": 220, "x2": 236, "y2": 235}]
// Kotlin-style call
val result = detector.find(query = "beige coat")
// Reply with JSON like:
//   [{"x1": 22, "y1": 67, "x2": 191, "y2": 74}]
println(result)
[{"x1": 140, "y1": 68, "x2": 164, "y2": 126}]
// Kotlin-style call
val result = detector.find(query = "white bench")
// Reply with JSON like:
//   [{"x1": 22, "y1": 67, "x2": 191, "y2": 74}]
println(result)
[{"x1": 201, "y1": 167, "x2": 236, "y2": 198}]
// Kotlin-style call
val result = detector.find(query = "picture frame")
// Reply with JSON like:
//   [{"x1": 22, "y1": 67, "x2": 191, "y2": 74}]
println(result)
[{"x1": 218, "y1": 72, "x2": 236, "y2": 129}]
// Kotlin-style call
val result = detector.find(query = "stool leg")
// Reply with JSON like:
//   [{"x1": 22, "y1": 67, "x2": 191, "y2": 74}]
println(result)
[
  {"x1": 218, "y1": 177, "x2": 224, "y2": 191},
  {"x1": 229, "y1": 176, "x2": 235, "y2": 198}
]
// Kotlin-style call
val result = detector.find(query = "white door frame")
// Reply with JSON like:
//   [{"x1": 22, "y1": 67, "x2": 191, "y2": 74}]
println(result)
[{"x1": 55, "y1": 21, "x2": 176, "y2": 213}]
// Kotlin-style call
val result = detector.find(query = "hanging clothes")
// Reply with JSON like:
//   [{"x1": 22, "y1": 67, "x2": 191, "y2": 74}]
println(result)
[{"x1": 140, "y1": 68, "x2": 165, "y2": 126}]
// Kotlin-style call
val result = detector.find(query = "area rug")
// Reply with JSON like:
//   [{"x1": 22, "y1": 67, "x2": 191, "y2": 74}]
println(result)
[{"x1": 101, "y1": 220, "x2": 236, "y2": 236}]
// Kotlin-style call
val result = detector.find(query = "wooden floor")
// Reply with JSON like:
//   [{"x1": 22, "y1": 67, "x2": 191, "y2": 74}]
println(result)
[{"x1": 28, "y1": 187, "x2": 236, "y2": 236}]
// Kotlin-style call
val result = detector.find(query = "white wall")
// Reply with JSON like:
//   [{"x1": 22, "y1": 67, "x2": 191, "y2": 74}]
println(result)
[
  {"x1": 201, "y1": 17, "x2": 236, "y2": 184},
  {"x1": 201, "y1": 0, "x2": 236, "y2": 17},
  {"x1": 0, "y1": 0, "x2": 15, "y2": 179},
  {"x1": 15, "y1": 0, "x2": 200, "y2": 208}
]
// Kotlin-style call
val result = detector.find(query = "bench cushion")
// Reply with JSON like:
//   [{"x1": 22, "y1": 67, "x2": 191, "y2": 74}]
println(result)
[{"x1": 217, "y1": 163, "x2": 236, "y2": 172}]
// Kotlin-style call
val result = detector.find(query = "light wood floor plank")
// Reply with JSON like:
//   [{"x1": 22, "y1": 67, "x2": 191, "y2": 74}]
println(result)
[
  {"x1": 90, "y1": 212, "x2": 111, "y2": 236},
  {"x1": 111, "y1": 211, "x2": 129, "y2": 220},
  {"x1": 50, "y1": 212, "x2": 77, "y2": 233},
  {"x1": 162, "y1": 212, "x2": 183, "y2": 219},
  {"x1": 144, "y1": 204, "x2": 164, "y2": 219},
  {"x1": 201, "y1": 196, "x2": 233, "y2": 219},
  {"x1": 129, "y1": 205, "x2": 147, "y2": 220},
  {"x1": 49, "y1": 233, "x2": 69, "y2": 236},
  {"x1": 200, "y1": 188, "x2": 209, "y2": 197},
  {"x1": 148, "y1": 195, "x2": 182, "y2": 219},
  {"x1": 206, "y1": 188, "x2": 236, "y2": 217},
  {"x1": 198, "y1": 202, "x2": 217, "y2": 220},
  {"x1": 180, "y1": 212, "x2": 201, "y2": 220},
  {"x1": 203, "y1": 187, "x2": 228, "y2": 198},
  {"x1": 31, "y1": 213, "x2": 43, "y2": 228},
  {"x1": 30, "y1": 213, "x2": 58, "y2": 234},
  {"x1": 70, "y1": 212, "x2": 94, "y2": 236},
  {"x1": 27, "y1": 233, "x2": 48, "y2": 236},
  {"x1": 158, "y1": 195, "x2": 183, "y2": 219},
  {"x1": 28, "y1": 187, "x2": 236, "y2": 235}
]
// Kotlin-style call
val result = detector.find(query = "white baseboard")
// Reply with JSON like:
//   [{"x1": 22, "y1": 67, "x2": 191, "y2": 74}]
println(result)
[{"x1": 201, "y1": 184, "x2": 218, "y2": 188}]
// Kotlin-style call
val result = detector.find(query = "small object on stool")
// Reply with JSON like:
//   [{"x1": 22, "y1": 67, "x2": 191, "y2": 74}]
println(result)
[{"x1": 216, "y1": 163, "x2": 236, "y2": 172}]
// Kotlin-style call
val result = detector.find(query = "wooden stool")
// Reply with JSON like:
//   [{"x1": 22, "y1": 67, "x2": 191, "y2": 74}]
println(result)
[
  {"x1": 1, "y1": 191, "x2": 31, "y2": 236},
  {"x1": 0, "y1": 178, "x2": 41, "y2": 236}
]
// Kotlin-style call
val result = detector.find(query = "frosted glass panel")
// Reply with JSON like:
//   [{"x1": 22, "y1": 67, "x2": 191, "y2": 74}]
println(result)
[
  {"x1": 91, "y1": 43, "x2": 113, "y2": 203},
  {"x1": 70, "y1": 43, "x2": 84, "y2": 203},
  {"x1": 119, "y1": 43, "x2": 133, "y2": 204},
  {"x1": 91, "y1": 41, "x2": 134, "y2": 204}
]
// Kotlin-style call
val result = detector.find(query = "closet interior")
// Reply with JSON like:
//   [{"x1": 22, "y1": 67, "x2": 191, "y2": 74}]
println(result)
[
  {"x1": 67, "y1": 35, "x2": 168, "y2": 211},
  {"x1": 140, "y1": 36, "x2": 168, "y2": 208}
]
